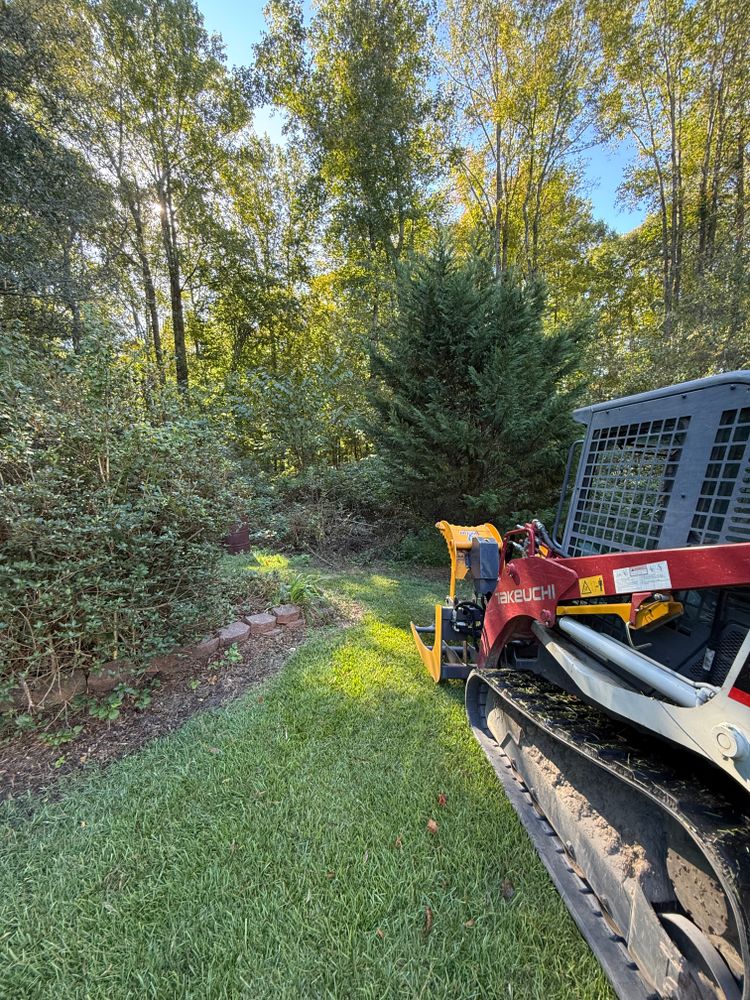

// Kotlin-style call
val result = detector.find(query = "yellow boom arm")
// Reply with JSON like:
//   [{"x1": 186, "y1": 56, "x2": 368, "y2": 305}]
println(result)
[
  {"x1": 436, "y1": 520, "x2": 503, "y2": 601},
  {"x1": 410, "y1": 521, "x2": 502, "y2": 684}
]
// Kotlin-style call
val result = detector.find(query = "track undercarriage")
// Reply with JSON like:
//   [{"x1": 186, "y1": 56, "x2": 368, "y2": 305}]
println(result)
[{"x1": 468, "y1": 664, "x2": 750, "y2": 999}]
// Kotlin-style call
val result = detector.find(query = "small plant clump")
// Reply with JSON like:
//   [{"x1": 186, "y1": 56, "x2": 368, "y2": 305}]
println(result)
[
  {"x1": 277, "y1": 573, "x2": 323, "y2": 613},
  {"x1": 219, "y1": 644, "x2": 243, "y2": 668},
  {"x1": 83, "y1": 683, "x2": 156, "y2": 723},
  {"x1": 39, "y1": 726, "x2": 83, "y2": 748}
]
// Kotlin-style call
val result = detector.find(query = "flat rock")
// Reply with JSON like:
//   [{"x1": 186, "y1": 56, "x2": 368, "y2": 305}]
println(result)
[
  {"x1": 26, "y1": 670, "x2": 87, "y2": 708},
  {"x1": 148, "y1": 649, "x2": 190, "y2": 675},
  {"x1": 246, "y1": 612, "x2": 277, "y2": 636},
  {"x1": 87, "y1": 660, "x2": 133, "y2": 694},
  {"x1": 217, "y1": 620, "x2": 251, "y2": 647},
  {"x1": 272, "y1": 604, "x2": 303, "y2": 625},
  {"x1": 191, "y1": 636, "x2": 220, "y2": 661}
]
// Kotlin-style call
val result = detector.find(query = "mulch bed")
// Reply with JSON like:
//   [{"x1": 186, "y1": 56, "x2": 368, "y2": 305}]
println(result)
[{"x1": 0, "y1": 625, "x2": 307, "y2": 805}]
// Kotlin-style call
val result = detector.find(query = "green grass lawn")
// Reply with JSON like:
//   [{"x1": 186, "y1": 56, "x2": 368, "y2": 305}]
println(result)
[{"x1": 0, "y1": 566, "x2": 613, "y2": 1000}]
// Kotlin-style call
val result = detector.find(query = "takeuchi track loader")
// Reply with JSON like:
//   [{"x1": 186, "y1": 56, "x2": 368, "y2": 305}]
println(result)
[{"x1": 411, "y1": 372, "x2": 750, "y2": 1000}]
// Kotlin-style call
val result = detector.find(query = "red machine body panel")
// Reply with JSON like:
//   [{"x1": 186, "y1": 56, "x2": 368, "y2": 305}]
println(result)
[{"x1": 479, "y1": 539, "x2": 750, "y2": 669}]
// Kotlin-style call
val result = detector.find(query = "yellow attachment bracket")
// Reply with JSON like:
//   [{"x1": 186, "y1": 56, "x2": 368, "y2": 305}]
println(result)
[
  {"x1": 558, "y1": 598, "x2": 684, "y2": 630},
  {"x1": 436, "y1": 520, "x2": 502, "y2": 601},
  {"x1": 410, "y1": 605, "x2": 444, "y2": 683}
]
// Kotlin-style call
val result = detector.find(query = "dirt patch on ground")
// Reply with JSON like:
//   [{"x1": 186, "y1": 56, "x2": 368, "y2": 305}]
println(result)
[{"x1": 0, "y1": 624, "x2": 309, "y2": 804}]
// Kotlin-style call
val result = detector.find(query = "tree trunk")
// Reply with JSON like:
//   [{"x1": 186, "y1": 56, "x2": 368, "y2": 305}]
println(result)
[
  {"x1": 128, "y1": 196, "x2": 164, "y2": 381},
  {"x1": 158, "y1": 170, "x2": 188, "y2": 392},
  {"x1": 728, "y1": 126, "x2": 746, "y2": 355},
  {"x1": 494, "y1": 121, "x2": 502, "y2": 280},
  {"x1": 61, "y1": 237, "x2": 82, "y2": 353},
  {"x1": 668, "y1": 83, "x2": 683, "y2": 327}
]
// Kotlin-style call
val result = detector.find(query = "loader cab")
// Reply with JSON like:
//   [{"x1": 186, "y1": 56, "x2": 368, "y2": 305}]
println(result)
[
  {"x1": 556, "y1": 371, "x2": 750, "y2": 558},
  {"x1": 552, "y1": 371, "x2": 750, "y2": 689}
]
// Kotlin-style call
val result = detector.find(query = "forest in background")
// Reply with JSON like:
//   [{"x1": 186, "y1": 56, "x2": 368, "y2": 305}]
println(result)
[{"x1": 2, "y1": 0, "x2": 750, "y2": 694}]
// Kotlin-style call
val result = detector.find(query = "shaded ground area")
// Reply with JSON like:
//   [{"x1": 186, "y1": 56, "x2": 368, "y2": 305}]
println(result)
[
  {"x1": 0, "y1": 626, "x2": 304, "y2": 803},
  {"x1": 0, "y1": 567, "x2": 613, "y2": 1000}
]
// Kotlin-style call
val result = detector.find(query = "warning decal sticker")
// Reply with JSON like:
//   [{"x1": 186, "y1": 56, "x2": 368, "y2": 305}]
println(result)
[
  {"x1": 579, "y1": 574, "x2": 605, "y2": 597},
  {"x1": 612, "y1": 560, "x2": 672, "y2": 594}
]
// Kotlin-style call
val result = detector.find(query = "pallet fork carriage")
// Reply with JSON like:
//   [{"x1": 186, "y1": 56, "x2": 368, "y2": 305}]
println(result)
[
  {"x1": 410, "y1": 520, "x2": 501, "y2": 682},
  {"x1": 411, "y1": 372, "x2": 750, "y2": 1000}
]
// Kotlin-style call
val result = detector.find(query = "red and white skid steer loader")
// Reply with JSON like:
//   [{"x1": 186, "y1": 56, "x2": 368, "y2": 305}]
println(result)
[{"x1": 411, "y1": 372, "x2": 750, "y2": 1000}]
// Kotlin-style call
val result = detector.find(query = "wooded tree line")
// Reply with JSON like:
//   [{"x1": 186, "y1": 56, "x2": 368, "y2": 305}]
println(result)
[{"x1": 3, "y1": 0, "x2": 749, "y2": 452}]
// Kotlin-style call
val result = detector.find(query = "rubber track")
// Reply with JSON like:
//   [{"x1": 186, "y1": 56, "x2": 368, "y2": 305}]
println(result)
[{"x1": 466, "y1": 667, "x2": 750, "y2": 1000}]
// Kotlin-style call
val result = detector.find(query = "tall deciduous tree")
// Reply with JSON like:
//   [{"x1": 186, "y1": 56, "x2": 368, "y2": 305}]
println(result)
[
  {"x1": 442, "y1": 0, "x2": 602, "y2": 282},
  {"x1": 90, "y1": 0, "x2": 250, "y2": 390},
  {"x1": 0, "y1": 0, "x2": 110, "y2": 350},
  {"x1": 594, "y1": 0, "x2": 750, "y2": 351},
  {"x1": 256, "y1": 0, "x2": 438, "y2": 328}
]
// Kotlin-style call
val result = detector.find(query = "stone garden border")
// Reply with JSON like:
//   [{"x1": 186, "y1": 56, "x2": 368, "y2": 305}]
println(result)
[{"x1": 14, "y1": 604, "x2": 305, "y2": 712}]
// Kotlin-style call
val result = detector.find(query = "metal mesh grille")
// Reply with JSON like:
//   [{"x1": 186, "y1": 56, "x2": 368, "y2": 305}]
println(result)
[
  {"x1": 690, "y1": 407, "x2": 750, "y2": 544},
  {"x1": 567, "y1": 417, "x2": 690, "y2": 556}
]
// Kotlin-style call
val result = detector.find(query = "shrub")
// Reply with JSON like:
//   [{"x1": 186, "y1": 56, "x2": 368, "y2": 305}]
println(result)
[
  {"x1": 0, "y1": 331, "x2": 249, "y2": 696},
  {"x1": 274, "y1": 457, "x2": 400, "y2": 554},
  {"x1": 394, "y1": 527, "x2": 451, "y2": 566}
]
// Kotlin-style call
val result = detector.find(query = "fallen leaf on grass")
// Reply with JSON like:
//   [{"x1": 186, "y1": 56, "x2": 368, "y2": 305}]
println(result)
[
  {"x1": 501, "y1": 879, "x2": 515, "y2": 900},
  {"x1": 208, "y1": 747, "x2": 221, "y2": 754},
  {"x1": 376, "y1": 928, "x2": 385, "y2": 940},
  {"x1": 423, "y1": 906, "x2": 433, "y2": 936},
  {"x1": 394, "y1": 836, "x2": 403, "y2": 849},
  {"x1": 463, "y1": 918, "x2": 476, "y2": 928},
  {"x1": 326, "y1": 870, "x2": 336, "y2": 880},
  {"x1": 363, "y1": 850, "x2": 369, "y2": 863},
  {"x1": 426, "y1": 818, "x2": 439, "y2": 835},
  {"x1": 437, "y1": 792, "x2": 447, "y2": 807},
  {"x1": 257, "y1": 696, "x2": 264, "y2": 704}
]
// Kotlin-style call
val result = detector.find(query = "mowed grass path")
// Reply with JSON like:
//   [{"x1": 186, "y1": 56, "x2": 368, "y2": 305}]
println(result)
[{"x1": 0, "y1": 568, "x2": 613, "y2": 1000}]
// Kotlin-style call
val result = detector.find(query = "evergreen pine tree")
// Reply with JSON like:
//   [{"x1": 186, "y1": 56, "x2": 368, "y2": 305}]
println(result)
[{"x1": 368, "y1": 241, "x2": 585, "y2": 525}]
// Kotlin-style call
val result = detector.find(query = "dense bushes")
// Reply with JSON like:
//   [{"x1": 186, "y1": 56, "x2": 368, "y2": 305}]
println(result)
[
  {"x1": 0, "y1": 244, "x2": 589, "y2": 707},
  {"x1": 273, "y1": 458, "x2": 398, "y2": 554},
  {"x1": 0, "y1": 332, "x2": 248, "y2": 696}
]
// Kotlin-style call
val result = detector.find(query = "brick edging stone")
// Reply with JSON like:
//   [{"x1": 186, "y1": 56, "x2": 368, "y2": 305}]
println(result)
[{"x1": 11, "y1": 604, "x2": 305, "y2": 710}]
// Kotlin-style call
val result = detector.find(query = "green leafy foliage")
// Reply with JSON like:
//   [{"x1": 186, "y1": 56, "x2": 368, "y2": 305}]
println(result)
[
  {"x1": 219, "y1": 644, "x2": 243, "y2": 667},
  {"x1": 40, "y1": 726, "x2": 83, "y2": 747},
  {"x1": 88, "y1": 693, "x2": 124, "y2": 722},
  {"x1": 218, "y1": 552, "x2": 331, "y2": 624},
  {"x1": 369, "y1": 242, "x2": 585, "y2": 525},
  {"x1": 395, "y1": 527, "x2": 453, "y2": 566},
  {"x1": 273, "y1": 459, "x2": 399, "y2": 554},
  {"x1": 278, "y1": 572, "x2": 323, "y2": 612},
  {"x1": 0, "y1": 330, "x2": 248, "y2": 692}
]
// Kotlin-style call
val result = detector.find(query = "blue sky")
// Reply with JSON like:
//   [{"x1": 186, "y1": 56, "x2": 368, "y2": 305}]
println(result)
[{"x1": 197, "y1": 0, "x2": 644, "y2": 234}]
